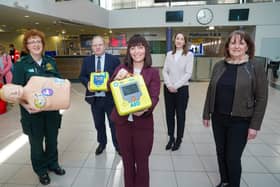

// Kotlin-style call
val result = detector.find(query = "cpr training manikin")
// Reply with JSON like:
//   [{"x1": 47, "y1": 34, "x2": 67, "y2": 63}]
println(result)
[{"x1": 0, "y1": 76, "x2": 71, "y2": 112}]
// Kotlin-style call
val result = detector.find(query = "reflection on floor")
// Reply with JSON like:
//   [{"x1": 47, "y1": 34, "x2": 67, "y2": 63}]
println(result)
[{"x1": 0, "y1": 82, "x2": 280, "y2": 187}]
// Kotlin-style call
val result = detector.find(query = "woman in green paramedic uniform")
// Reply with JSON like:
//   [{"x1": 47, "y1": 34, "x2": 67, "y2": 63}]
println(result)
[{"x1": 12, "y1": 29, "x2": 65, "y2": 185}]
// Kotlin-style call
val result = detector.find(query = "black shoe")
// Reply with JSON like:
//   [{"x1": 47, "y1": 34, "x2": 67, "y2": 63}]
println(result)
[
  {"x1": 95, "y1": 144, "x2": 106, "y2": 155},
  {"x1": 39, "y1": 173, "x2": 51, "y2": 185},
  {"x1": 216, "y1": 182, "x2": 229, "y2": 187},
  {"x1": 49, "y1": 167, "x2": 66, "y2": 176},
  {"x1": 165, "y1": 138, "x2": 174, "y2": 150},
  {"x1": 172, "y1": 138, "x2": 182, "y2": 151}
]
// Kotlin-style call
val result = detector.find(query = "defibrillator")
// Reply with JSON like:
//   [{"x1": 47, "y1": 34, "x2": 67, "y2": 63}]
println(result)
[
  {"x1": 89, "y1": 72, "x2": 109, "y2": 91},
  {"x1": 110, "y1": 75, "x2": 152, "y2": 116}
]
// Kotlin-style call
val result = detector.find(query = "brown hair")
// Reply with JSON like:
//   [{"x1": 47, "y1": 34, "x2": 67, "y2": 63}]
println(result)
[
  {"x1": 124, "y1": 34, "x2": 152, "y2": 69},
  {"x1": 172, "y1": 32, "x2": 188, "y2": 55},
  {"x1": 23, "y1": 29, "x2": 46, "y2": 53},
  {"x1": 224, "y1": 30, "x2": 255, "y2": 59}
]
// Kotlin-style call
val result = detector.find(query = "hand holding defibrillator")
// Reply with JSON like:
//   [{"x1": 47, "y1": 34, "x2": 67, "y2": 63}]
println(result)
[
  {"x1": 110, "y1": 71, "x2": 152, "y2": 116},
  {"x1": 114, "y1": 68, "x2": 130, "y2": 80}
]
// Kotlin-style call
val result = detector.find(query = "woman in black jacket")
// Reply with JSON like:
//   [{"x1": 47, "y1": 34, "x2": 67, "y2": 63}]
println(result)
[{"x1": 202, "y1": 30, "x2": 268, "y2": 187}]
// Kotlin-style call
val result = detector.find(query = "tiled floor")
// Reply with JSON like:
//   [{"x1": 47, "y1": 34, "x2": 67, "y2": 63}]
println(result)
[{"x1": 0, "y1": 82, "x2": 280, "y2": 187}]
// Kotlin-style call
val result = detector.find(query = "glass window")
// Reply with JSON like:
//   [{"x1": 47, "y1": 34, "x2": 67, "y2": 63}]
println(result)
[
  {"x1": 109, "y1": 0, "x2": 275, "y2": 10},
  {"x1": 110, "y1": 0, "x2": 242, "y2": 10}
]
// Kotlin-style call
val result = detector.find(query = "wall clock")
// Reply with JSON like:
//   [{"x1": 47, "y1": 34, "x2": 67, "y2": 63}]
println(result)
[{"x1": 197, "y1": 8, "x2": 213, "y2": 25}]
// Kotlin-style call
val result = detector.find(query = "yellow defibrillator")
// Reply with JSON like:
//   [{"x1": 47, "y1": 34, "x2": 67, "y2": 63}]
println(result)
[
  {"x1": 89, "y1": 72, "x2": 109, "y2": 91},
  {"x1": 110, "y1": 75, "x2": 152, "y2": 116}
]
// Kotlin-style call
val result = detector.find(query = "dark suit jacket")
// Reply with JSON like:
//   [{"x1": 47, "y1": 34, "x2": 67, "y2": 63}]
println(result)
[
  {"x1": 79, "y1": 53, "x2": 120, "y2": 104},
  {"x1": 110, "y1": 64, "x2": 161, "y2": 129}
]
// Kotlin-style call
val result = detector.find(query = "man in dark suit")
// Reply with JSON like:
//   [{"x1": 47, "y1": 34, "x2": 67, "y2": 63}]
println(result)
[{"x1": 79, "y1": 35, "x2": 120, "y2": 155}]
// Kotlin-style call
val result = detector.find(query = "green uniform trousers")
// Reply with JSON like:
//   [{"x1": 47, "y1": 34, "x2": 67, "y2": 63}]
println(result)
[{"x1": 22, "y1": 111, "x2": 61, "y2": 176}]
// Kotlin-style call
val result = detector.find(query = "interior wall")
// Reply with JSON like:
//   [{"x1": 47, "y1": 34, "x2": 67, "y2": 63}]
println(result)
[
  {"x1": 255, "y1": 25, "x2": 280, "y2": 60},
  {"x1": 109, "y1": 3, "x2": 280, "y2": 28},
  {"x1": 1, "y1": 1, "x2": 280, "y2": 60}
]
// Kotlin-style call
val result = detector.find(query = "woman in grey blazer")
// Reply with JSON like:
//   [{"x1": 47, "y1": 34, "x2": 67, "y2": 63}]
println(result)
[{"x1": 203, "y1": 30, "x2": 268, "y2": 187}]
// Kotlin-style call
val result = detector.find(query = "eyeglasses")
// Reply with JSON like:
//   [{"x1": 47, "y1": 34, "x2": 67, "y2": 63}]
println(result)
[{"x1": 27, "y1": 40, "x2": 42, "y2": 45}]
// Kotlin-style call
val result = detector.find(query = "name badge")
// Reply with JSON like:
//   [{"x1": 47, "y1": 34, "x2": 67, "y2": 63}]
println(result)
[{"x1": 28, "y1": 68, "x2": 35, "y2": 73}]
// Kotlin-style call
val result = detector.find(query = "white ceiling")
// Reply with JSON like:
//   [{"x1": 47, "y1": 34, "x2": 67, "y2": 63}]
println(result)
[{"x1": 0, "y1": 5, "x2": 107, "y2": 36}]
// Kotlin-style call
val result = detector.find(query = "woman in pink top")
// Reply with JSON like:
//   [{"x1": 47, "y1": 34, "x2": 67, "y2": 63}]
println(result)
[
  {"x1": 162, "y1": 32, "x2": 194, "y2": 151},
  {"x1": 0, "y1": 44, "x2": 13, "y2": 83}
]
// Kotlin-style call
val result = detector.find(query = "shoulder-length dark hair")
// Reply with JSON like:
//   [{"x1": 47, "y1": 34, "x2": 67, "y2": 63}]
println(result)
[
  {"x1": 172, "y1": 32, "x2": 188, "y2": 55},
  {"x1": 124, "y1": 34, "x2": 152, "y2": 69},
  {"x1": 23, "y1": 29, "x2": 46, "y2": 54},
  {"x1": 224, "y1": 30, "x2": 255, "y2": 59}
]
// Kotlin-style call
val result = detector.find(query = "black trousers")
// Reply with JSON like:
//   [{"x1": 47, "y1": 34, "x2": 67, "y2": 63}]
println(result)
[
  {"x1": 28, "y1": 112, "x2": 61, "y2": 176},
  {"x1": 90, "y1": 97, "x2": 118, "y2": 148},
  {"x1": 164, "y1": 85, "x2": 189, "y2": 139},
  {"x1": 212, "y1": 113, "x2": 249, "y2": 187}
]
